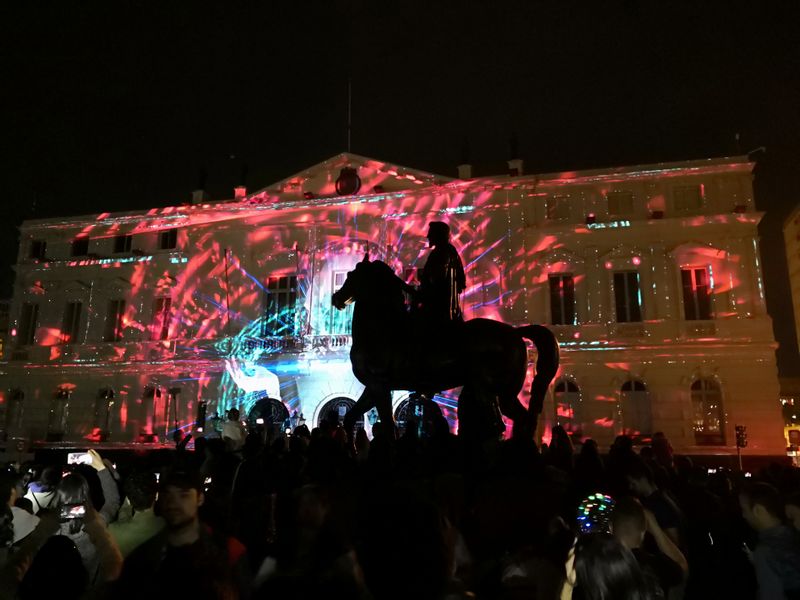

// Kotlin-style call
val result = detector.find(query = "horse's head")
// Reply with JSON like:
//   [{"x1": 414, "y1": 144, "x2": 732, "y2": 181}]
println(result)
[
  {"x1": 332, "y1": 254, "x2": 369, "y2": 310},
  {"x1": 332, "y1": 255, "x2": 403, "y2": 311}
]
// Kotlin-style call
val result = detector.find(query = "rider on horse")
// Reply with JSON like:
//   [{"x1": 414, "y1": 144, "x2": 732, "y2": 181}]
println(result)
[
  {"x1": 419, "y1": 221, "x2": 466, "y2": 326},
  {"x1": 407, "y1": 222, "x2": 467, "y2": 425}
]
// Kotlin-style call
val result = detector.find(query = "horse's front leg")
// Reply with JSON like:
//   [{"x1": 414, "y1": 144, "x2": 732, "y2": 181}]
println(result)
[
  {"x1": 344, "y1": 387, "x2": 376, "y2": 443},
  {"x1": 373, "y1": 386, "x2": 395, "y2": 440}
]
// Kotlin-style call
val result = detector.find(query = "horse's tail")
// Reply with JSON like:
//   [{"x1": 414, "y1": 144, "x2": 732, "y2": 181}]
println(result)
[{"x1": 517, "y1": 325, "x2": 559, "y2": 417}]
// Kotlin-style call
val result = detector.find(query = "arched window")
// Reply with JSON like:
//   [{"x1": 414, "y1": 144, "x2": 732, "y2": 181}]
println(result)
[
  {"x1": 692, "y1": 379, "x2": 725, "y2": 445},
  {"x1": 554, "y1": 379, "x2": 581, "y2": 435},
  {"x1": 317, "y1": 396, "x2": 360, "y2": 429},
  {"x1": 394, "y1": 395, "x2": 444, "y2": 438},
  {"x1": 246, "y1": 397, "x2": 290, "y2": 437},
  {"x1": 621, "y1": 380, "x2": 651, "y2": 442}
]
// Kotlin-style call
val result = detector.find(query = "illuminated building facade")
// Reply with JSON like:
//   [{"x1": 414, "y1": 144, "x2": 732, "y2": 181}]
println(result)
[
  {"x1": 783, "y1": 205, "x2": 800, "y2": 355},
  {"x1": 0, "y1": 153, "x2": 787, "y2": 455}
]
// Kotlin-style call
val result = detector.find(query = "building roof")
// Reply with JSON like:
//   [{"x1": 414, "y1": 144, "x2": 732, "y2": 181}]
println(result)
[{"x1": 18, "y1": 154, "x2": 754, "y2": 231}]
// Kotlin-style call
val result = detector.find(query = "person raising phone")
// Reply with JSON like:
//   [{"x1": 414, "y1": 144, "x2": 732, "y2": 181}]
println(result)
[{"x1": 50, "y1": 471, "x2": 122, "y2": 588}]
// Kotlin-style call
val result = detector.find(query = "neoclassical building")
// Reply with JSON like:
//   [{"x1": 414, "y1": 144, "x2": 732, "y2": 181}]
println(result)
[{"x1": 0, "y1": 153, "x2": 787, "y2": 455}]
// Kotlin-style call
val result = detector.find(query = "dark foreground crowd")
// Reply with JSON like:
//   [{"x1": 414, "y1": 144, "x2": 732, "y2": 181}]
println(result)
[{"x1": 0, "y1": 418, "x2": 799, "y2": 600}]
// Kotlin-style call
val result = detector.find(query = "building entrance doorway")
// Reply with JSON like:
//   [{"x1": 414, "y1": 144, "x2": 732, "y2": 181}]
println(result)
[{"x1": 247, "y1": 397, "x2": 290, "y2": 437}]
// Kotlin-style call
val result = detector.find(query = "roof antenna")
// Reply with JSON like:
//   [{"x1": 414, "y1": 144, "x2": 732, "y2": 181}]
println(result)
[{"x1": 347, "y1": 78, "x2": 352, "y2": 153}]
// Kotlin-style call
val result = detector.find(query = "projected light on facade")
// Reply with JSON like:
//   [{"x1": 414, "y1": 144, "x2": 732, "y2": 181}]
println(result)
[{"x1": 0, "y1": 153, "x2": 787, "y2": 454}]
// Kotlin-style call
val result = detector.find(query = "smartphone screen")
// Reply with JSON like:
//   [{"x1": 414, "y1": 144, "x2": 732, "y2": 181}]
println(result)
[
  {"x1": 60, "y1": 503, "x2": 86, "y2": 520},
  {"x1": 67, "y1": 452, "x2": 92, "y2": 465}
]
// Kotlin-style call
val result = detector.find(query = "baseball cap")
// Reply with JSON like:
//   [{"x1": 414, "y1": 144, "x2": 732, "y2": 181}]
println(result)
[{"x1": 159, "y1": 467, "x2": 203, "y2": 492}]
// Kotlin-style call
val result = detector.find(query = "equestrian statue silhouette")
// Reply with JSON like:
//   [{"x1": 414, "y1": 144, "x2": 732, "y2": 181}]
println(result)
[{"x1": 331, "y1": 254, "x2": 559, "y2": 443}]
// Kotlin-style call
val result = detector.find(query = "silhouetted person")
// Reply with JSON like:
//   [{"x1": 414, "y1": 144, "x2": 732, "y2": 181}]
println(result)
[
  {"x1": 575, "y1": 438, "x2": 606, "y2": 496},
  {"x1": 626, "y1": 459, "x2": 686, "y2": 552},
  {"x1": 548, "y1": 425, "x2": 574, "y2": 473},
  {"x1": 739, "y1": 482, "x2": 800, "y2": 600},
  {"x1": 223, "y1": 407, "x2": 247, "y2": 452},
  {"x1": 786, "y1": 492, "x2": 800, "y2": 533},
  {"x1": 563, "y1": 533, "x2": 657, "y2": 600},
  {"x1": 109, "y1": 470, "x2": 165, "y2": 557},
  {"x1": 420, "y1": 221, "x2": 466, "y2": 325},
  {"x1": 17, "y1": 535, "x2": 89, "y2": 600},
  {"x1": 611, "y1": 496, "x2": 687, "y2": 599}
]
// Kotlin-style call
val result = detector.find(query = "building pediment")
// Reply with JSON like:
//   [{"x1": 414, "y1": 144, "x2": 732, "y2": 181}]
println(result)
[{"x1": 248, "y1": 152, "x2": 451, "y2": 203}]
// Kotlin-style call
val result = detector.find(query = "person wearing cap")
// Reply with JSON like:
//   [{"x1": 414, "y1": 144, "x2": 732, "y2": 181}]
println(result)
[
  {"x1": 419, "y1": 221, "x2": 466, "y2": 326},
  {"x1": 116, "y1": 466, "x2": 250, "y2": 599}
]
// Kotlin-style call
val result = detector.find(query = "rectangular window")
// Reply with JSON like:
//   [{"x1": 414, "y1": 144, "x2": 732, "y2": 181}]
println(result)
[
  {"x1": 159, "y1": 229, "x2": 178, "y2": 250},
  {"x1": 113, "y1": 234, "x2": 133, "y2": 254},
  {"x1": 61, "y1": 302, "x2": 83, "y2": 344},
  {"x1": 151, "y1": 297, "x2": 172, "y2": 340},
  {"x1": 261, "y1": 275, "x2": 299, "y2": 336},
  {"x1": 681, "y1": 267, "x2": 712, "y2": 320},
  {"x1": 329, "y1": 271, "x2": 353, "y2": 334},
  {"x1": 545, "y1": 195, "x2": 571, "y2": 220},
  {"x1": 18, "y1": 303, "x2": 39, "y2": 345},
  {"x1": 71, "y1": 237, "x2": 90, "y2": 257},
  {"x1": 613, "y1": 271, "x2": 642, "y2": 322},
  {"x1": 104, "y1": 299, "x2": 126, "y2": 342},
  {"x1": 607, "y1": 191, "x2": 634, "y2": 216},
  {"x1": 673, "y1": 185, "x2": 703, "y2": 212},
  {"x1": 29, "y1": 240, "x2": 47, "y2": 260},
  {"x1": 548, "y1": 274, "x2": 575, "y2": 325}
]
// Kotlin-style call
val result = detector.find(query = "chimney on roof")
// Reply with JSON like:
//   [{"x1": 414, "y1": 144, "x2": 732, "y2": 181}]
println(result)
[
  {"x1": 507, "y1": 133, "x2": 523, "y2": 176},
  {"x1": 192, "y1": 166, "x2": 210, "y2": 204},
  {"x1": 192, "y1": 189, "x2": 210, "y2": 204},
  {"x1": 457, "y1": 138, "x2": 473, "y2": 179},
  {"x1": 234, "y1": 163, "x2": 248, "y2": 200}
]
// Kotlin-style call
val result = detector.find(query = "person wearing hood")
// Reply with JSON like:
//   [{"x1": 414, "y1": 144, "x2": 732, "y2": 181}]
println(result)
[{"x1": 24, "y1": 466, "x2": 60, "y2": 515}]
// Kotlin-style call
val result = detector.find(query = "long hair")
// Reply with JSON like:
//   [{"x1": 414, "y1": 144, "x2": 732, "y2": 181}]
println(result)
[
  {"x1": 18, "y1": 535, "x2": 88, "y2": 600},
  {"x1": 56, "y1": 472, "x2": 91, "y2": 535},
  {"x1": 0, "y1": 505, "x2": 13, "y2": 548},
  {"x1": 574, "y1": 533, "x2": 654, "y2": 600}
]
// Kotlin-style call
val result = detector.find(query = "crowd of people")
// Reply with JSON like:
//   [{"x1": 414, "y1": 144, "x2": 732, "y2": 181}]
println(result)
[{"x1": 0, "y1": 415, "x2": 799, "y2": 600}]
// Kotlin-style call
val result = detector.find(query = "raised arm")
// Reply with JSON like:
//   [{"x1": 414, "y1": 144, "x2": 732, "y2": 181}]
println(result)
[
  {"x1": 644, "y1": 508, "x2": 688, "y2": 574},
  {"x1": 89, "y1": 450, "x2": 121, "y2": 523}
]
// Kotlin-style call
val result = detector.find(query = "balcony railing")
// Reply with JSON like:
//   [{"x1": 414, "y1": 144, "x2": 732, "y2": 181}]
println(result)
[
  {"x1": 6, "y1": 333, "x2": 354, "y2": 365},
  {"x1": 682, "y1": 320, "x2": 717, "y2": 337},
  {"x1": 609, "y1": 322, "x2": 647, "y2": 338}
]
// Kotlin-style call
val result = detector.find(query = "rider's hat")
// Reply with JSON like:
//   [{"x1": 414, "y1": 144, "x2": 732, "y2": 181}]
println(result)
[{"x1": 427, "y1": 221, "x2": 451, "y2": 239}]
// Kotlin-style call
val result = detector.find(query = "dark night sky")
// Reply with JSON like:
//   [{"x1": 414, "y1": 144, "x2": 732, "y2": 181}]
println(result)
[{"x1": 2, "y1": 2, "x2": 800, "y2": 373}]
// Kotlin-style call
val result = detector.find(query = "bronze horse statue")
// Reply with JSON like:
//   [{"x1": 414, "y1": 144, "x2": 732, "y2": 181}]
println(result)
[{"x1": 332, "y1": 257, "x2": 559, "y2": 443}]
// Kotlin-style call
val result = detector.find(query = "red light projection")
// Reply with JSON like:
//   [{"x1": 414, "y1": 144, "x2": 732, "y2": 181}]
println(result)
[{"x1": 8, "y1": 155, "x2": 767, "y2": 445}]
